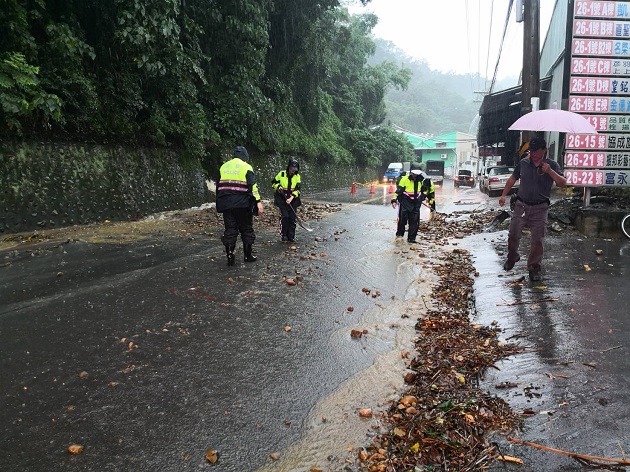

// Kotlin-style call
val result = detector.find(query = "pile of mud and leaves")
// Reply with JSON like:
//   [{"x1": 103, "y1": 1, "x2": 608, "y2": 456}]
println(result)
[{"x1": 356, "y1": 241, "x2": 526, "y2": 472}]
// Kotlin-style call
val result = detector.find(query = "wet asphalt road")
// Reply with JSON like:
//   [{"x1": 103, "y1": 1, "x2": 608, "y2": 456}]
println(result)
[
  {"x1": 2, "y1": 181, "x2": 630, "y2": 471},
  {"x1": 0, "y1": 188, "x2": 427, "y2": 472}
]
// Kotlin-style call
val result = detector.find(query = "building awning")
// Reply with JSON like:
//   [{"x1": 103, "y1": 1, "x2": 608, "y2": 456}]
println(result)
[{"x1": 477, "y1": 77, "x2": 553, "y2": 147}]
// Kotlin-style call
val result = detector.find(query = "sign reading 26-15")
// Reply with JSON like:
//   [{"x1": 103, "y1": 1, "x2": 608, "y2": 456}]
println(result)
[{"x1": 566, "y1": 133, "x2": 630, "y2": 149}]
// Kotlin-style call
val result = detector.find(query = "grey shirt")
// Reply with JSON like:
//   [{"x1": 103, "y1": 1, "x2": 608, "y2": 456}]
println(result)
[{"x1": 513, "y1": 157, "x2": 563, "y2": 203}]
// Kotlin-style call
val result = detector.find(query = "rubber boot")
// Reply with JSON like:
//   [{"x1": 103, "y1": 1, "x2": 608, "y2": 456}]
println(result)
[
  {"x1": 225, "y1": 243, "x2": 235, "y2": 266},
  {"x1": 243, "y1": 242, "x2": 257, "y2": 262}
]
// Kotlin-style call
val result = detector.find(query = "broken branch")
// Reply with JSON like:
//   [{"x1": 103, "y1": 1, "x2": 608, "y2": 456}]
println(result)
[{"x1": 507, "y1": 437, "x2": 630, "y2": 466}]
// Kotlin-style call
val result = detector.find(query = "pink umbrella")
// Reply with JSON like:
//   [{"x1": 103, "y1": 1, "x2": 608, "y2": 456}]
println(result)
[{"x1": 508, "y1": 108, "x2": 598, "y2": 134}]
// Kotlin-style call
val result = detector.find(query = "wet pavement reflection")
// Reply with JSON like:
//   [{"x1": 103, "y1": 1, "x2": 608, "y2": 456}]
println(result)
[
  {"x1": 2, "y1": 180, "x2": 629, "y2": 472},
  {"x1": 461, "y1": 215, "x2": 630, "y2": 471}
]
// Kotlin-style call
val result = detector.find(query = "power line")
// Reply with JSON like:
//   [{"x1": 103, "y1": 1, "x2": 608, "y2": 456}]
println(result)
[
  {"x1": 484, "y1": 0, "x2": 495, "y2": 92},
  {"x1": 489, "y1": 0, "x2": 515, "y2": 94}
]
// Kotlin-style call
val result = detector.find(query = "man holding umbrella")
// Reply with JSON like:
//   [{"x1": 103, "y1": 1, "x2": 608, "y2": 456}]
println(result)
[{"x1": 498, "y1": 137, "x2": 566, "y2": 281}]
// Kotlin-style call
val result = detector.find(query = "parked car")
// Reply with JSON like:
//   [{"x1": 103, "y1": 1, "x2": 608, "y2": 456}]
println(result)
[
  {"x1": 480, "y1": 166, "x2": 519, "y2": 197},
  {"x1": 383, "y1": 162, "x2": 411, "y2": 183},
  {"x1": 454, "y1": 169, "x2": 475, "y2": 188}
]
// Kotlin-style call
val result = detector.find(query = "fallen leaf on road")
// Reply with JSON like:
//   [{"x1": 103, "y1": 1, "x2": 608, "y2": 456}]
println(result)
[
  {"x1": 393, "y1": 427, "x2": 406, "y2": 437},
  {"x1": 358, "y1": 408, "x2": 373, "y2": 418},
  {"x1": 269, "y1": 453, "x2": 280, "y2": 460},
  {"x1": 283, "y1": 325, "x2": 292, "y2": 332},
  {"x1": 583, "y1": 264, "x2": 591, "y2": 271},
  {"x1": 67, "y1": 444, "x2": 84, "y2": 455},
  {"x1": 350, "y1": 329, "x2": 362, "y2": 338},
  {"x1": 205, "y1": 449, "x2": 219, "y2": 463}
]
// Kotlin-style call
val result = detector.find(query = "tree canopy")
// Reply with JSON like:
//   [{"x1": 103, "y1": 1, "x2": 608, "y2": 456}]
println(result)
[{"x1": 0, "y1": 0, "x2": 415, "y2": 169}]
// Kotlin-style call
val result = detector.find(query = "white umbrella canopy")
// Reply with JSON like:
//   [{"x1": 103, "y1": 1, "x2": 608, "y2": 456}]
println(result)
[{"x1": 508, "y1": 108, "x2": 598, "y2": 134}]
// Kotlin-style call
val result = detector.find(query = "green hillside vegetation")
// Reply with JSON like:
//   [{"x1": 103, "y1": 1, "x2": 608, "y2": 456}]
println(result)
[
  {"x1": 371, "y1": 38, "x2": 517, "y2": 136},
  {"x1": 0, "y1": 1, "x2": 418, "y2": 174}
]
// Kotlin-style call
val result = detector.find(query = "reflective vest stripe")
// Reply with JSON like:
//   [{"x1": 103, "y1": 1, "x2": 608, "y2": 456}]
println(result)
[{"x1": 218, "y1": 180, "x2": 249, "y2": 192}]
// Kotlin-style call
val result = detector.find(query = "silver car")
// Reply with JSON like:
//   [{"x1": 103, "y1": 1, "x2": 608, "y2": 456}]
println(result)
[{"x1": 480, "y1": 166, "x2": 519, "y2": 197}]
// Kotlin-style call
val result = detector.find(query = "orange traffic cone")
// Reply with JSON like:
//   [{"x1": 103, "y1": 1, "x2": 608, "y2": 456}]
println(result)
[
  {"x1": 369, "y1": 183, "x2": 375, "y2": 194},
  {"x1": 351, "y1": 182, "x2": 356, "y2": 194}
]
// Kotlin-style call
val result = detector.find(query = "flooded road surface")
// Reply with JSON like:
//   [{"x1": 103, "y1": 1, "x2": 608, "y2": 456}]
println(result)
[
  {"x1": 2, "y1": 179, "x2": 628, "y2": 472},
  {"x1": 0, "y1": 185, "x2": 442, "y2": 472}
]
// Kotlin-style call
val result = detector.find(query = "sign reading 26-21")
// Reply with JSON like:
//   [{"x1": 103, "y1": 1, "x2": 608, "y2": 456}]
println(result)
[{"x1": 565, "y1": 151, "x2": 630, "y2": 168}]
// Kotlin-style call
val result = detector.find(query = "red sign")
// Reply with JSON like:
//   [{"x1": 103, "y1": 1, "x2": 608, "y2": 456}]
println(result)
[
  {"x1": 565, "y1": 170, "x2": 605, "y2": 186},
  {"x1": 565, "y1": 151, "x2": 630, "y2": 168},
  {"x1": 566, "y1": 133, "x2": 609, "y2": 149},
  {"x1": 568, "y1": 132, "x2": 630, "y2": 149},
  {"x1": 571, "y1": 57, "x2": 630, "y2": 75},
  {"x1": 574, "y1": 1, "x2": 618, "y2": 18},
  {"x1": 569, "y1": 95, "x2": 612, "y2": 112},
  {"x1": 572, "y1": 38, "x2": 630, "y2": 56},
  {"x1": 570, "y1": 76, "x2": 630, "y2": 94},
  {"x1": 567, "y1": 1, "x2": 630, "y2": 187},
  {"x1": 565, "y1": 152, "x2": 607, "y2": 167},
  {"x1": 573, "y1": 19, "x2": 618, "y2": 37}
]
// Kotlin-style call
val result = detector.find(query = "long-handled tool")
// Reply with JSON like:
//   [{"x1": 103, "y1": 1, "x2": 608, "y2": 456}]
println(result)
[{"x1": 289, "y1": 203, "x2": 313, "y2": 232}]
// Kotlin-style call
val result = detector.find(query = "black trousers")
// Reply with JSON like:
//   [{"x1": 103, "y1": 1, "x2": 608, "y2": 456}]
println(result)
[
  {"x1": 221, "y1": 208, "x2": 255, "y2": 246},
  {"x1": 398, "y1": 206, "x2": 419, "y2": 241},
  {"x1": 278, "y1": 202, "x2": 297, "y2": 240}
]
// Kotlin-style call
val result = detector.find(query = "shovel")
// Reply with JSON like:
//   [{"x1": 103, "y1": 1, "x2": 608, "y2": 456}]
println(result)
[
  {"x1": 289, "y1": 204, "x2": 313, "y2": 232},
  {"x1": 484, "y1": 210, "x2": 512, "y2": 232}
]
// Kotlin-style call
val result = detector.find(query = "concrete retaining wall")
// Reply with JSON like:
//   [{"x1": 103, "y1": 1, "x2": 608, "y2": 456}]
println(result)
[
  {"x1": 574, "y1": 208, "x2": 627, "y2": 239},
  {"x1": 0, "y1": 142, "x2": 209, "y2": 234}
]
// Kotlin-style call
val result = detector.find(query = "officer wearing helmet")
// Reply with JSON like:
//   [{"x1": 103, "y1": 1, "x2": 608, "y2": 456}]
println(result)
[
  {"x1": 391, "y1": 162, "x2": 435, "y2": 243},
  {"x1": 271, "y1": 158, "x2": 302, "y2": 242}
]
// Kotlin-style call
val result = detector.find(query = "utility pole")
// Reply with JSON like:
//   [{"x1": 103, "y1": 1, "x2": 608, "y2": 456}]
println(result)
[{"x1": 521, "y1": 0, "x2": 540, "y2": 143}]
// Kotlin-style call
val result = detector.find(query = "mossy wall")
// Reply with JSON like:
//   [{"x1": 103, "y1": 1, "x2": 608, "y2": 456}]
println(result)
[{"x1": 0, "y1": 142, "x2": 209, "y2": 234}]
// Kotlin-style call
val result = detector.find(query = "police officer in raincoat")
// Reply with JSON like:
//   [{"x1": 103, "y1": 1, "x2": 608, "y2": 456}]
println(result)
[
  {"x1": 271, "y1": 158, "x2": 302, "y2": 242},
  {"x1": 216, "y1": 146, "x2": 263, "y2": 265},
  {"x1": 391, "y1": 162, "x2": 435, "y2": 243}
]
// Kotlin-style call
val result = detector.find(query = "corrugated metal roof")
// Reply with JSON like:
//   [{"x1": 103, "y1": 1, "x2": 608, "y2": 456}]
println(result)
[{"x1": 477, "y1": 77, "x2": 553, "y2": 147}]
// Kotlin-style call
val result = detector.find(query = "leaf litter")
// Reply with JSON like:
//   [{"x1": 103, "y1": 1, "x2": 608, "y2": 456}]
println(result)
[{"x1": 357, "y1": 217, "x2": 527, "y2": 471}]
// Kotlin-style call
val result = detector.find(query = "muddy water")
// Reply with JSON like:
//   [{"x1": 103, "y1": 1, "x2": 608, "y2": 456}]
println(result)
[
  {"x1": 253, "y1": 198, "x2": 442, "y2": 472},
  {"x1": 256, "y1": 269, "x2": 436, "y2": 472}
]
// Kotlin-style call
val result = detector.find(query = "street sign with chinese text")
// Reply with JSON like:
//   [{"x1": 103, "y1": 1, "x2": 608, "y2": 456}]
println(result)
[
  {"x1": 570, "y1": 76, "x2": 630, "y2": 94},
  {"x1": 566, "y1": 169, "x2": 630, "y2": 186},
  {"x1": 583, "y1": 114, "x2": 630, "y2": 130},
  {"x1": 564, "y1": 151, "x2": 630, "y2": 168},
  {"x1": 574, "y1": 1, "x2": 630, "y2": 19},
  {"x1": 567, "y1": 2, "x2": 630, "y2": 187},
  {"x1": 571, "y1": 57, "x2": 630, "y2": 75},
  {"x1": 567, "y1": 132, "x2": 630, "y2": 149}
]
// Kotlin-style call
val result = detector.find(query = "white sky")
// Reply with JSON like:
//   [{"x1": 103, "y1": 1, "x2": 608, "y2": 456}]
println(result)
[{"x1": 348, "y1": 0, "x2": 555, "y2": 88}]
